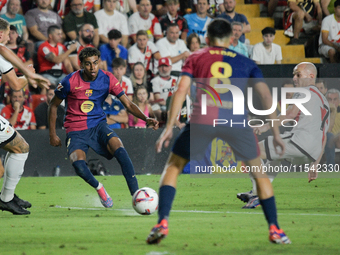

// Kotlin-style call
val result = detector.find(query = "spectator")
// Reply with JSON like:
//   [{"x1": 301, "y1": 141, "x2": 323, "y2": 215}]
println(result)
[
  {"x1": 6, "y1": 25, "x2": 33, "y2": 73},
  {"x1": 94, "y1": 0, "x2": 129, "y2": 47},
  {"x1": 128, "y1": 0, "x2": 163, "y2": 43},
  {"x1": 187, "y1": 33, "x2": 201, "y2": 52},
  {"x1": 321, "y1": 0, "x2": 335, "y2": 16},
  {"x1": 34, "y1": 85, "x2": 64, "y2": 129},
  {"x1": 1, "y1": 0, "x2": 29, "y2": 42},
  {"x1": 1, "y1": 89, "x2": 36, "y2": 130},
  {"x1": 229, "y1": 22, "x2": 248, "y2": 57},
  {"x1": 318, "y1": 1, "x2": 340, "y2": 63},
  {"x1": 327, "y1": 89, "x2": 340, "y2": 136},
  {"x1": 159, "y1": 0, "x2": 188, "y2": 41},
  {"x1": 130, "y1": 62, "x2": 154, "y2": 99},
  {"x1": 193, "y1": 0, "x2": 224, "y2": 17},
  {"x1": 103, "y1": 94, "x2": 129, "y2": 129},
  {"x1": 25, "y1": 0, "x2": 63, "y2": 45},
  {"x1": 150, "y1": 57, "x2": 178, "y2": 121},
  {"x1": 116, "y1": 0, "x2": 138, "y2": 15},
  {"x1": 112, "y1": 58, "x2": 134, "y2": 100},
  {"x1": 66, "y1": 23, "x2": 95, "y2": 70},
  {"x1": 63, "y1": 0, "x2": 99, "y2": 47},
  {"x1": 84, "y1": 0, "x2": 101, "y2": 13},
  {"x1": 136, "y1": 0, "x2": 167, "y2": 17},
  {"x1": 100, "y1": 29, "x2": 128, "y2": 73},
  {"x1": 156, "y1": 23, "x2": 190, "y2": 76},
  {"x1": 284, "y1": 0, "x2": 322, "y2": 44},
  {"x1": 184, "y1": 0, "x2": 212, "y2": 44},
  {"x1": 217, "y1": 0, "x2": 250, "y2": 43},
  {"x1": 37, "y1": 25, "x2": 76, "y2": 88},
  {"x1": 316, "y1": 79, "x2": 328, "y2": 95},
  {"x1": 128, "y1": 86, "x2": 155, "y2": 128},
  {"x1": 251, "y1": 27, "x2": 282, "y2": 64},
  {"x1": 128, "y1": 30, "x2": 161, "y2": 74}
]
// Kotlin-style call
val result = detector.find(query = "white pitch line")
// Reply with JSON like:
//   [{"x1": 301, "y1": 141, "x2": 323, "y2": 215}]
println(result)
[{"x1": 53, "y1": 206, "x2": 340, "y2": 217}]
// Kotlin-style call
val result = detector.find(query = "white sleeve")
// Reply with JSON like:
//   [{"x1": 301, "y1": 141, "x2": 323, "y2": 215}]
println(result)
[
  {"x1": 156, "y1": 40, "x2": 169, "y2": 57},
  {"x1": 321, "y1": 16, "x2": 330, "y2": 32},
  {"x1": 276, "y1": 45, "x2": 282, "y2": 61},
  {"x1": 0, "y1": 55, "x2": 13, "y2": 74},
  {"x1": 153, "y1": 22, "x2": 162, "y2": 36},
  {"x1": 149, "y1": 42, "x2": 159, "y2": 54},
  {"x1": 128, "y1": 46, "x2": 139, "y2": 64},
  {"x1": 42, "y1": 46, "x2": 51, "y2": 57},
  {"x1": 94, "y1": 11, "x2": 105, "y2": 35},
  {"x1": 251, "y1": 44, "x2": 261, "y2": 62},
  {"x1": 179, "y1": 40, "x2": 190, "y2": 53},
  {"x1": 120, "y1": 15, "x2": 130, "y2": 36},
  {"x1": 128, "y1": 14, "x2": 138, "y2": 35},
  {"x1": 126, "y1": 78, "x2": 133, "y2": 95},
  {"x1": 151, "y1": 78, "x2": 160, "y2": 93}
]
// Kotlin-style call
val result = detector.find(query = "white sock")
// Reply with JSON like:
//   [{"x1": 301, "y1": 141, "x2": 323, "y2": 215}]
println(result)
[
  {"x1": 96, "y1": 182, "x2": 103, "y2": 190},
  {"x1": 266, "y1": 160, "x2": 280, "y2": 183},
  {"x1": 1, "y1": 152, "x2": 28, "y2": 202}
]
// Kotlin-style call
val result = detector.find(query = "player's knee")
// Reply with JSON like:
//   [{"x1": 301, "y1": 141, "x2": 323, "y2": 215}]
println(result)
[{"x1": 72, "y1": 160, "x2": 89, "y2": 178}]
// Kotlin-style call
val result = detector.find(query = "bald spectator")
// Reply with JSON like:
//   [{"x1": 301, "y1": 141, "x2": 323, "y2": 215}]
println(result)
[
  {"x1": 159, "y1": 0, "x2": 188, "y2": 41},
  {"x1": 94, "y1": 0, "x2": 129, "y2": 47},
  {"x1": 1, "y1": 0, "x2": 29, "y2": 42},
  {"x1": 217, "y1": 0, "x2": 250, "y2": 43},
  {"x1": 63, "y1": 0, "x2": 100, "y2": 47},
  {"x1": 24, "y1": 0, "x2": 63, "y2": 45},
  {"x1": 251, "y1": 27, "x2": 282, "y2": 64},
  {"x1": 229, "y1": 22, "x2": 248, "y2": 57},
  {"x1": 184, "y1": 0, "x2": 212, "y2": 45},
  {"x1": 156, "y1": 23, "x2": 190, "y2": 76},
  {"x1": 128, "y1": 0, "x2": 163, "y2": 43},
  {"x1": 65, "y1": 23, "x2": 95, "y2": 70}
]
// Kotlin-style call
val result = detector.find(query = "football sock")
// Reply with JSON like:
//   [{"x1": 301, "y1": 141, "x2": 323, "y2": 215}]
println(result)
[
  {"x1": 158, "y1": 185, "x2": 176, "y2": 224},
  {"x1": 260, "y1": 196, "x2": 279, "y2": 229},
  {"x1": 114, "y1": 147, "x2": 138, "y2": 195},
  {"x1": 72, "y1": 160, "x2": 99, "y2": 188},
  {"x1": 1, "y1": 152, "x2": 28, "y2": 202}
]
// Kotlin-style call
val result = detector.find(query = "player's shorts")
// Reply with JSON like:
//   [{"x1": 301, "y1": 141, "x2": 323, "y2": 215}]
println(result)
[
  {"x1": 0, "y1": 116, "x2": 16, "y2": 147},
  {"x1": 172, "y1": 123, "x2": 260, "y2": 161},
  {"x1": 264, "y1": 132, "x2": 313, "y2": 165},
  {"x1": 66, "y1": 121, "x2": 118, "y2": 160}
]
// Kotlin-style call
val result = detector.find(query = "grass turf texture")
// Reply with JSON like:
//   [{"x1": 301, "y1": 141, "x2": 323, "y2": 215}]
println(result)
[{"x1": 0, "y1": 175, "x2": 340, "y2": 255}]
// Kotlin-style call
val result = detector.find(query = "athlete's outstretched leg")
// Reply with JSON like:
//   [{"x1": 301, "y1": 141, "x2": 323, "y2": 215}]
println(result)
[{"x1": 147, "y1": 153, "x2": 188, "y2": 244}]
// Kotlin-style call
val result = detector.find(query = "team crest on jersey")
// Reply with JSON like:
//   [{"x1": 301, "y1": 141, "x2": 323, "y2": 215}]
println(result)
[
  {"x1": 5, "y1": 127, "x2": 11, "y2": 134},
  {"x1": 57, "y1": 83, "x2": 63, "y2": 91},
  {"x1": 85, "y1": 89, "x2": 93, "y2": 97}
]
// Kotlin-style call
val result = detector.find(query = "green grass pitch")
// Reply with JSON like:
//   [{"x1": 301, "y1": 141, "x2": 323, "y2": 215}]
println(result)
[{"x1": 1, "y1": 174, "x2": 340, "y2": 255}]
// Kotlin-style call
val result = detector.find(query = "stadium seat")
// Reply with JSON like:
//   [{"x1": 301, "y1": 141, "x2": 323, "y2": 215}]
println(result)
[
  {"x1": 247, "y1": 17, "x2": 274, "y2": 30},
  {"x1": 31, "y1": 94, "x2": 47, "y2": 111},
  {"x1": 281, "y1": 57, "x2": 322, "y2": 64},
  {"x1": 235, "y1": 4, "x2": 260, "y2": 17},
  {"x1": 246, "y1": 30, "x2": 290, "y2": 45},
  {"x1": 281, "y1": 45, "x2": 305, "y2": 59}
]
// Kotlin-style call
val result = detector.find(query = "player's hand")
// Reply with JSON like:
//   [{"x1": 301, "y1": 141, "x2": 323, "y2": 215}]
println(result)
[
  {"x1": 156, "y1": 127, "x2": 173, "y2": 153},
  {"x1": 308, "y1": 163, "x2": 318, "y2": 183},
  {"x1": 273, "y1": 135, "x2": 285, "y2": 157},
  {"x1": 27, "y1": 72, "x2": 50, "y2": 90},
  {"x1": 49, "y1": 134, "x2": 62, "y2": 147},
  {"x1": 146, "y1": 118, "x2": 159, "y2": 130},
  {"x1": 253, "y1": 123, "x2": 270, "y2": 135}
]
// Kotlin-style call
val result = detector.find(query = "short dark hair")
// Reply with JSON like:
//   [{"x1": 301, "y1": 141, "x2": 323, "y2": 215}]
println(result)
[
  {"x1": 167, "y1": 23, "x2": 179, "y2": 30},
  {"x1": 316, "y1": 78, "x2": 327, "y2": 88},
  {"x1": 335, "y1": 0, "x2": 340, "y2": 8},
  {"x1": 136, "y1": 30, "x2": 148, "y2": 38},
  {"x1": 0, "y1": 17, "x2": 9, "y2": 31},
  {"x1": 112, "y1": 57, "x2": 126, "y2": 68},
  {"x1": 108, "y1": 29, "x2": 122, "y2": 40},
  {"x1": 207, "y1": 19, "x2": 232, "y2": 43},
  {"x1": 9, "y1": 88, "x2": 24, "y2": 96},
  {"x1": 9, "y1": 25, "x2": 17, "y2": 32},
  {"x1": 79, "y1": 47, "x2": 101, "y2": 63},
  {"x1": 47, "y1": 25, "x2": 61, "y2": 35}
]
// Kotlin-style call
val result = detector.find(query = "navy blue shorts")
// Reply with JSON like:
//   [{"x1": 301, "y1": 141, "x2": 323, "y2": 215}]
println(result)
[
  {"x1": 172, "y1": 123, "x2": 259, "y2": 161},
  {"x1": 66, "y1": 121, "x2": 118, "y2": 160}
]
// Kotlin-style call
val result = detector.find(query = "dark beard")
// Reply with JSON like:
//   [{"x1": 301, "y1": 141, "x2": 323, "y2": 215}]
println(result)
[
  {"x1": 226, "y1": 8, "x2": 235, "y2": 13},
  {"x1": 82, "y1": 36, "x2": 93, "y2": 44}
]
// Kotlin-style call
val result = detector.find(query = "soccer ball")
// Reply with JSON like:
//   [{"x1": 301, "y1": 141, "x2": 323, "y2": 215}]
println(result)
[{"x1": 132, "y1": 187, "x2": 158, "y2": 215}]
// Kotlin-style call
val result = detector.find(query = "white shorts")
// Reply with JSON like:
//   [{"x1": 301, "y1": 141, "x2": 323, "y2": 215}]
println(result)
[
  {"x1": 0, "y1": 115, "x2": 16, "y2": 147},
  {"x1": 264, "y1": 132, "x2": 312, "y2": 165},
  {"x1": 319, "y1": 45, "x2": 336, "y2": 58}
]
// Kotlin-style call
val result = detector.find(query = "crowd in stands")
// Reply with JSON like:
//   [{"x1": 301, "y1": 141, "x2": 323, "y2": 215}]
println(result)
[{"x1": 0, "y1": 0, "x2": 340, "y2": 132}]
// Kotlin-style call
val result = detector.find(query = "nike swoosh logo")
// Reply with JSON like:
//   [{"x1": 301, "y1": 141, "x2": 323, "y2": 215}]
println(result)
[
  {"x1": 75, "y1": 87, "x2": 82, "y2": 89},
  {"x1": 107, "y1": 132, "x2": 113, "y2": 136}
]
